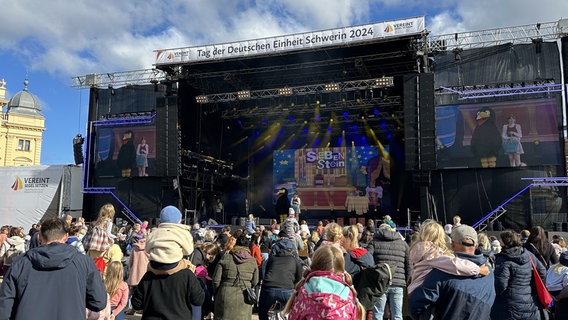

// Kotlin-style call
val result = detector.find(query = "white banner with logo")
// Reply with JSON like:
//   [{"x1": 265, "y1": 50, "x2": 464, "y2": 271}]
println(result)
[
  {"x1": 0, "y1": 165, "x2": 64, "y2": 228},
  {"x1": 155, "y1": 16, "x2": 425, "y2": 65}
]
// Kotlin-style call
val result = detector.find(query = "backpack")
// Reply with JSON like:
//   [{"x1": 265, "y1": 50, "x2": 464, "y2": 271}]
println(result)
[
  {"x1": 3, "y1": 243, "x2": 23, "y2": 266},
  {"x1": 352, "y1": 262, "x2": 394, "y2": 310}
]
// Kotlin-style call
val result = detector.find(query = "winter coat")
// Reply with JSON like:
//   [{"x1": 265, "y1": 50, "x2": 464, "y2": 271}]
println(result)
[
  {"x1": 408, "y1": 241, "x2": 481, "y2": 294},
  {"x1": 491, "y1": 246, "x2": 546, "y2": 320},
  {"x1": 344, "y1": 247, "x2": 374, "y2": 277},
  {"x1": 263, "y1": 247, "x2": 303, "y2": 290},
  {"x1": 288, "y1": 270, "x2": 360, "y2": 320},
  {"x1": 212, "y1": 247, "x2": 259, "y2": 320},
  {"x1": 369, "y1": 228, "x2": 411, "y2": 287},
  {"x1": 0, "y1": 236, "x2": 26, "y2": 266},
  {"x1": 127, "y1": 238, "x2": 149, "y2": 286},
  {"x1": 132, "y1": 259, "x2": 205, "y2": 320},
  {"x1": 408, "y1": 252, "x2": 496, "y2": 320},
  {"x1": 0, "y1": 242, "x2": 107, "y2": 319}
]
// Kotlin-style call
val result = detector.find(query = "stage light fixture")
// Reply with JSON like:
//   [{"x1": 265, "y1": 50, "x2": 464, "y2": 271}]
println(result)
[
  {"x1": 279, "y1": 87, "x2": 293, "y2": 96},
  {"x1": 196, "y1": 95, "x2": 209, "y2": 103},
  {"x1": 375, "y1": 76, "x2": 394, "y2": 87},
  {"x1": 237, "y1": 90, "x2": 251, "y2": 100},
  {"x1": 325, "y1": 83, "x2": 340, "y2": 92}
]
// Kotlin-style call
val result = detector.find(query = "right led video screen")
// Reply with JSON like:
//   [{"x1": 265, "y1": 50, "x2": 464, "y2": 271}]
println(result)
[{"x1": 435, "y1": 98, "x2": 561, "y2": 169}]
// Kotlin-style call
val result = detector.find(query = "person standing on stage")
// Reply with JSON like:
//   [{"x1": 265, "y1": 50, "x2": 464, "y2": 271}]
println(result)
[
  {"x1": 291, "y1": 193, "x2": 301, "y2": 218},
  {"x1": 275, "y1": 188, "x2": 290, "y2": 223}
]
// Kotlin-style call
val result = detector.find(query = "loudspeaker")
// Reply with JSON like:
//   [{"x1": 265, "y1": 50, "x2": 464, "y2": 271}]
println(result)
[
  {"x1": 73, "y1": 134, "x2": 84, "y2": 165},
  {"x1": 156, "y1": 96, "x2": 180, "y2": 177},
  {"x1": 403, "y1": 74, "x2": 436, "y2": 171}
]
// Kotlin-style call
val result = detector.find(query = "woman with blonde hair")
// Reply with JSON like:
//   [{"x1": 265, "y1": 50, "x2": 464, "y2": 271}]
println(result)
[
  {"x1": 476, "y1": 232, "x2": 495, "y2": 268},
  {"x1": 285, "y1": 245, "x2": 364, "y2": 320},
  {"x1": 318, "y1": 222, "x2": 344, "y2": 250},
  {"x1": 342, "y1": 225, "x2": 374, "y2": 276},
  {"x1": 407, "y1": 220, "x2": 488, "y2": 294}
]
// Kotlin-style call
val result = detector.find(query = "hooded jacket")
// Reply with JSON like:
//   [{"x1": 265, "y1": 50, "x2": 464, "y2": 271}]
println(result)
[
  {"x1": 344, "y1": 247, "x2": 374, "y2": 277},
  {"x1": 212, "y1": 247, "x2": 259, "y2": 320},
  {"x1": 0, "y1": 242, "x2": 107, "y2": 320},
  {"x1": 491, "y1": 246, "x2": 546, "y2": 320},
  {"x1": 409, "y1": 252, "x2": 495, "y2": 320},
  {"x1": 0, "y1": 236, "x2": 26, "y2": 266},
  {"x1": 146, "y1": 223, "x2": 193, "y2": 264}
]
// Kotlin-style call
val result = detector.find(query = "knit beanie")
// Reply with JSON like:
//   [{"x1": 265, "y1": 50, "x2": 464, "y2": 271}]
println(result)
[{"x1": 160, "y1": 205, "x2": 182, "y2": 224}]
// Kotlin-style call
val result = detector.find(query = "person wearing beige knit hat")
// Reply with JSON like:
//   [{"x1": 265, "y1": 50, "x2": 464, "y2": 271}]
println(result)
[{"x1": 132, "y1": 205, "x2": 204, "y2": 319}]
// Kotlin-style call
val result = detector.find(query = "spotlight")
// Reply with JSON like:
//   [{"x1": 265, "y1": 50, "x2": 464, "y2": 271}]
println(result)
[
  {"x1": 237, "y1": 90, "x2": 251, "y2": 100},
  {"x1": 374, "y1": 76, "x2": 394, "y2": 87},
  {"x1": 196, "y1": 95, "x2": 209, "y2": 103},
  {"x1": 279, "y1": 87, "x2": 293, "y2": 96},
  {"x1": 324, "y1": 83, "x2": 340, "y2": 92}
]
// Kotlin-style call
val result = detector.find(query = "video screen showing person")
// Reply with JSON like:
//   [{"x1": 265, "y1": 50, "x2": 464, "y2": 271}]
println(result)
[
  {"x1": 93, "y1": 123, "x2": 156, "y2": 178},
  {"x1": 435, "y1": 98, "x2": 561, "y2": 169}
]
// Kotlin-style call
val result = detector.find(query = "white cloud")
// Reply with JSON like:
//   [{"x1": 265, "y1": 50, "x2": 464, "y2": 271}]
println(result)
[{"x1": 1, "y1": 0, "x2": 566, "y2": 80}]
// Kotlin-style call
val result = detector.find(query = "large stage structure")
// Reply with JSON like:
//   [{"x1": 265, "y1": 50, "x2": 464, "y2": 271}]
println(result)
[{"x1": 76, "y1": 17, "x2": 568, "y2": 231}]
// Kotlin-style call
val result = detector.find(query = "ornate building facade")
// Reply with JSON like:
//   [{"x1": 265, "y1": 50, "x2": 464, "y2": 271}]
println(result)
[{"x1": 0, "y1": 79, "x2": 45, "y2": 166}]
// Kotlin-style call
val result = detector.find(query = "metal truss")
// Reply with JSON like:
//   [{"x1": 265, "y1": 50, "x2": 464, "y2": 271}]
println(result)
[
  {"x1": 440, "y1": 83, "x2": 563, "y2": 100},
  {"x1": 72, "y1": 69, "x2": 168, "y2": 89},
  {"x1": 428, "y1": 19, "x2": 567, "y2": 52},
  {"x1": 221, "y1": 96, "x2": 402, "y2": 119},
  {"x1": 83, "y1": 187, "x2": 142, "y2": 224},
  {"x1": 473, "y1": 177, "x2": 568, "y2": 231},
  {"x1": 197, "y1": 78, "x2": 394, "y2": 104}
]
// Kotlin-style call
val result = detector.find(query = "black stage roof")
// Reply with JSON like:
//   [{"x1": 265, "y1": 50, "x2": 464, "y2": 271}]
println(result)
[{"x1": 157, "y1": 34, "x2": 423, "y2": 96}]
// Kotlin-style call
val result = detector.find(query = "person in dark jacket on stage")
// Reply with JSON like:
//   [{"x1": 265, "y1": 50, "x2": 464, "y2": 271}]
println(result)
[
  {"x1": 0, "y1": 217, "x2": 107, "y2": 320},
  {"x1": 369, "y1": 223, "x2": 411, "y2": 320},
  {"x1": 258, "y1": 237, "x2": 303, "y2": 320},
  {"x1": 275, "y1": 188, "x2": 291, "y2": 223},
  {"x1": 409, "y1": 225, "x2": 496, "y2": 320},
  {"x1": 491, "y1": 230, "x2": 547, "y2": 320}
]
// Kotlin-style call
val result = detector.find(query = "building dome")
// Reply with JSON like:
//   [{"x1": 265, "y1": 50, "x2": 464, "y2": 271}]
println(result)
[{"x1": 7, "y1": 79, "x2": 43, "y2": 116}]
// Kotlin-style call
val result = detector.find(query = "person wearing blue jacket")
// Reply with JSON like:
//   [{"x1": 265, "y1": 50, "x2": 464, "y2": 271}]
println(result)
[
  {"x1": 0, "y1": 217, "x2": 107, "y2": 320},
  {"x1": 491, "y1": 230, "x2": 547, "y2": 320},
  {"x1": 409, "y1": 224, "x2": 496, "y2": 320}
]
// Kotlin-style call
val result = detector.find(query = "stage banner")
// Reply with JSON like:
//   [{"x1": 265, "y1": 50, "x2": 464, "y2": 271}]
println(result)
[
  {"x1": 273, "y1": 146, "x2": 390, "y2": 213},
  {"x1": 0, "y1": 165, "x2": 64, "y2": 228},
  {"x1": 155, "y1": 16, "x2": 425, "y2": 65}
]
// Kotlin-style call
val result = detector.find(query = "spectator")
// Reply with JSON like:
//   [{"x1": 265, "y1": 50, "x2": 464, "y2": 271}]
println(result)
[
  {"x1": 104, "y1": 261, "x2": 129, "y2": 320},
  {"x1": 27, "y1": 223, "x2": 41, "y2": 250},
  {"x1": 476, "y1": 232, "x2": 495, "y2": 268},
  {"x1": 407, "y1": 221, "x2": 487, "y2": 295},
  {"x1": 132, "y1": 205, "x2": 204, "y2": 319},
  {"x1": 0, "y1": 217, "x2": 107, "y2": 318},
  {"x1": 317, "y1": 222, "x2": 344, "y2": 250},
  {"x1": 409, "y1": 225, "x2": 495, "y2": 320},
  {"x1": 258, "y1": 233, "x2": 303, "y2": 320},
  {"x1": 548, "y1": 251, "x2": 568, "y2": 318},
  {"x1": 525, "y1": 225, "x2": 559, "y2": 269},
  {"x1": 383, "y1": 215, "x2": 397, "y2": 230},
  {"x1": 87, "y1": 203, "x2": 117, "y2": 259},
  {"x1": 342, "y1": 225, "x2": 374, "y2": 277},
  {"x1": 299, "y1": 220, "x2": 310, "y2": 235},
  {"x1": 359, "y1": 229, "x2": 373, "y2": 251},
  {"x1": 366, "y1": 219, "x2": 376, "y2": 234},
  {"x1": 370, "y1": 223, "x2": 411, "y2": 320},
  {"x1": 212, "y1": 233, "x2": 259, "y2": 320},
  {"x1": 0, "y1": 226, "x2": 26, "y2": 274},
  {"x1": 218, "y1": 225, "x2": 232, "y2": 248},
  {"x1": 520, "y1": 229, "x2": 530, "y2": 245},
  {"x1": 491, "y1": 230, "x2": 546, "y2": 320},
  {"x1": 67, "y1": 223, "x2": 87, "y2": 255},
  {"x1": 452, "y1": 215, "x2": 461, "y2": 227},
  {"x1": 125, "y1": 234, "x2": 149, "y2": 315},
  {"x1": 285, "y1": 245, "x2": 364, "y2": 320}
]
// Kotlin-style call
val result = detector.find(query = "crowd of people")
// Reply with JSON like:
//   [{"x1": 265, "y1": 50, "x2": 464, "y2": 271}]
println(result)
[{"x1": 0, "y1": 207, "x2": 567, "y2": 320}]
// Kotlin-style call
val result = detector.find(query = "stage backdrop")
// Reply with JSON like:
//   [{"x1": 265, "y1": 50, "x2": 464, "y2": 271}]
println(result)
[{"x1": 273, "y1": 146, "x2": 391, "y2": 214}]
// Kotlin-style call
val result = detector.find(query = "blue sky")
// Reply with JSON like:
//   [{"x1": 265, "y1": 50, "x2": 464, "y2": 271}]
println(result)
[{"x1": 1, "y1": 0, "x2": 566, "y2": 164}]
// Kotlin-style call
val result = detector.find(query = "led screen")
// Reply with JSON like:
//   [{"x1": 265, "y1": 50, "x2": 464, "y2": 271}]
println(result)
[
  {"x1": 93, "y1": 121, "x2": 157, "y2": 178},
  {"x1": 436, "y1": 98, "x2": 561, "y2": 169}
]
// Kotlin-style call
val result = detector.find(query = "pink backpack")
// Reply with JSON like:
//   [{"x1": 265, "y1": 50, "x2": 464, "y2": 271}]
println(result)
[{"x1": 288, "y1": 270, "x2": 359, "y2": 320}]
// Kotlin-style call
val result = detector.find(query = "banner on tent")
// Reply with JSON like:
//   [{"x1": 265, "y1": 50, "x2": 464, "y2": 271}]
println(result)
[{"x1": 0, "y1": 165, "x2": 64, "y2": 227}]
